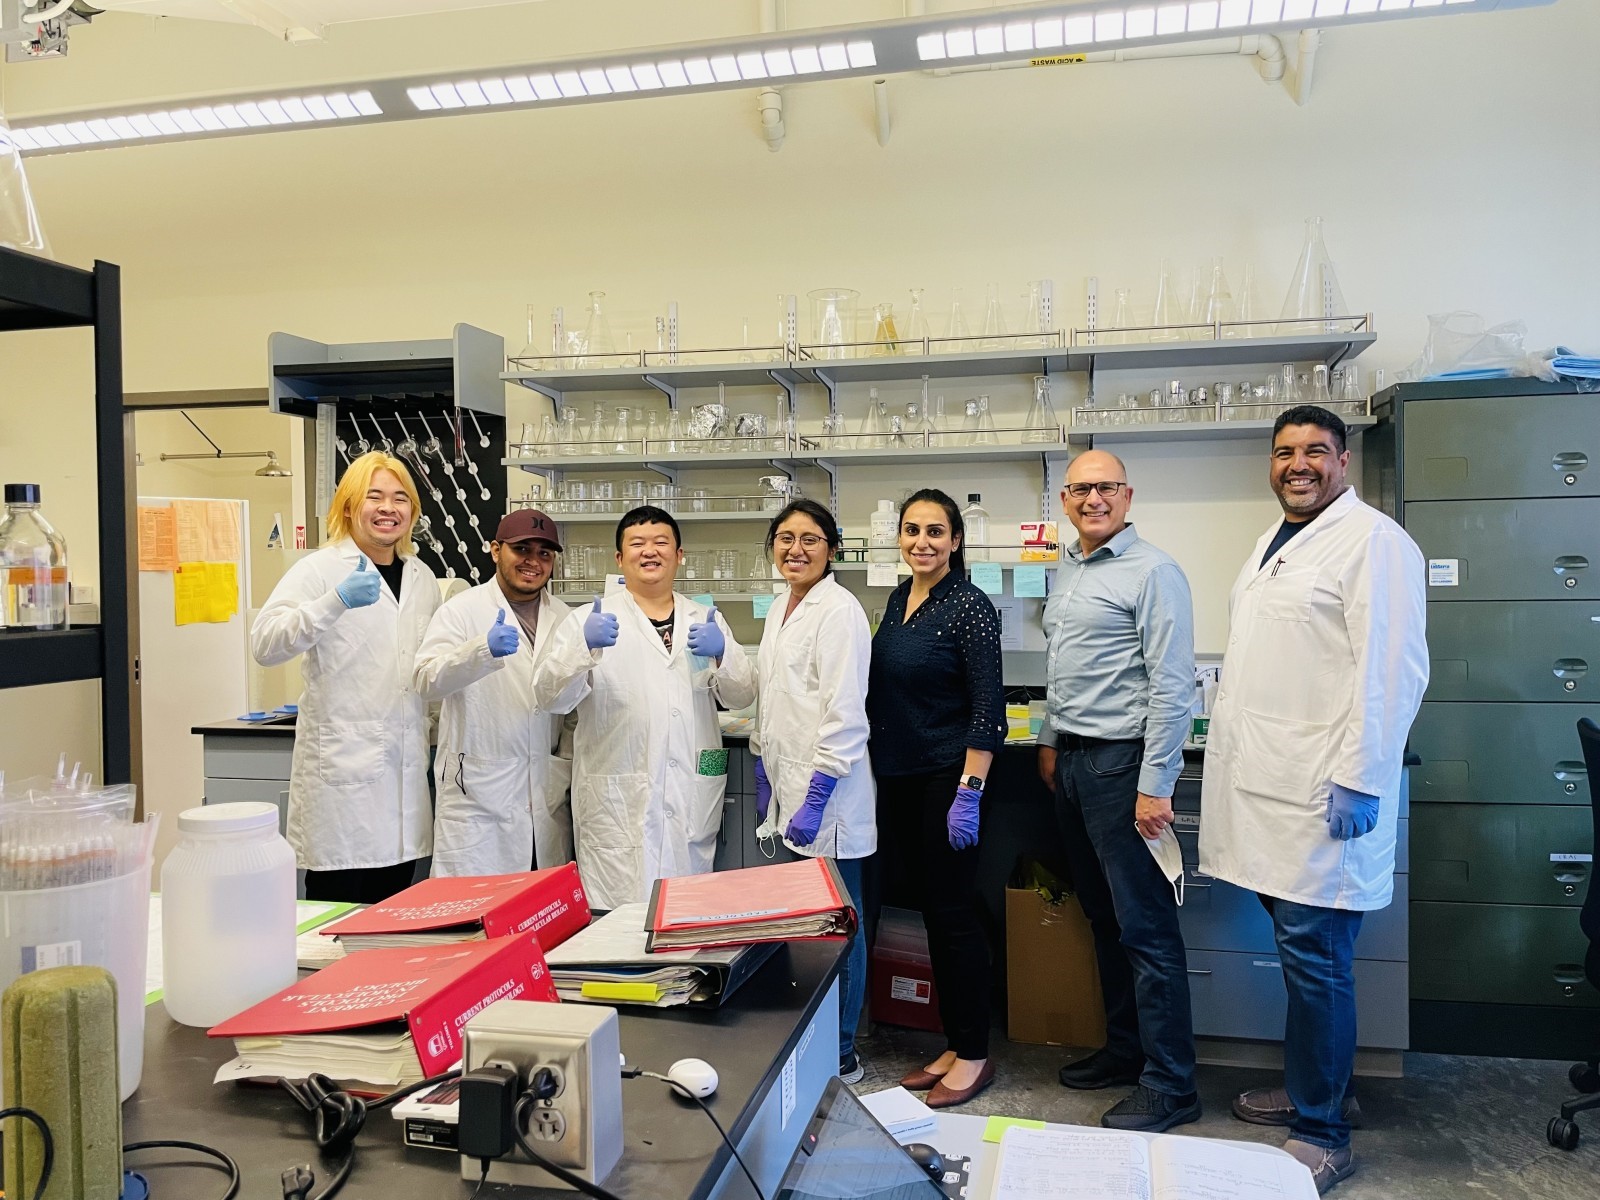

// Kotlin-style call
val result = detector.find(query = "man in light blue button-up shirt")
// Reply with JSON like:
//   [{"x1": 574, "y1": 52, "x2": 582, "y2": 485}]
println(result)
[{"x1": 1039, "y1": 450, "x2": 1201, "y2": 1135}]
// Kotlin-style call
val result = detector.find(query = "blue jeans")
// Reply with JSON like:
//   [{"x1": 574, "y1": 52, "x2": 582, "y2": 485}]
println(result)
[
  {"x1": 1259, "y1": 894, "x2": 1364, "y2": 1150},
  {"x1": 1054, "y1": 736, "x2": 1196, "y2": 1097},
  {"x1": 770, "y1": 842, "x2": 868, "y2": 1061}
]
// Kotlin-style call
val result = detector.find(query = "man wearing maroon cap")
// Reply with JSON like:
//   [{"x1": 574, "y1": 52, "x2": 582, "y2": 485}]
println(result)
[{"x1": 414, "y1": 508, "x2": 578, "y2": 875}]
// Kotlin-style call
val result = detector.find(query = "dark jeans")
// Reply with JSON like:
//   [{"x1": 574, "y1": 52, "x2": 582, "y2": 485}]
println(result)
[
  {"x1": 1258, "y1": 893, "x2": 1364, "y2": 1150},
  {"x1": 1054, "y1": 735, "x2": 1196, "y2": 1096},
  {"x1": 876, "y1": 767, "x2": 991, "y2": 1060},
  {"x1": 304, "y1": 860, "x2": 421, "y2": 905},
  {"x1": 768, "y1": 842, "x2": 869, "y2": 1061}
]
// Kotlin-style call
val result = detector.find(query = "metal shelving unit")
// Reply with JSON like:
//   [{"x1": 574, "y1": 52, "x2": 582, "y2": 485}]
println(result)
[
  {"x1": 1069, "y1": 415, "x2": 1378, "y2": 447},
  {"x1": 0, "y1": 246, "x2": 133, "y2": 784}
]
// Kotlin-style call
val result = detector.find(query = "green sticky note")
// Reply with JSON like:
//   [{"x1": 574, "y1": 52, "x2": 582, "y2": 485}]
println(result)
[
  {"x1": 752, "y1": 594, "x2": 774, "y2": 618},
  {"x1": 1013, "y1": 564, "x2": 1048, "y2": 598},
  {"x1": 983, "y1": 1115, "x2": 1046, "y2": 1143},
  {"x1": 971, "y1": 561, "x2": 1004, "y2": 595},
  {"x1": 697, "y1": 748, "x2": 729, "y2": 777}
]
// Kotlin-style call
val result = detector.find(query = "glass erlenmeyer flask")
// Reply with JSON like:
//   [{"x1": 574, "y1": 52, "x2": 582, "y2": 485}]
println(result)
[
  {"x1": 663, "y1": 409, "x2": 686, "y2": 453},
  {"x1": 517, "y1": 303, "x2": 541, "y2": 362},
  {"x1": 558, "y1": 407, "x2": 582, "y2": 455},
  {"x1": 1230, "y1": 263, "x2": 1259, "y2": 339},
  {"x1": 645, "y1": 408, "x2": 663, "y2": 449},
  {"x1": 1279, "y1": 364, "x2": 1303, "y2": 414},
  {"x1": 1183, "y1": 265, "x2": 1207, "y2": 341},
  {"x1": 930, "y1": 394, "x2": 948, "y2": 444},
  {"x1": 1150, "y1": 260, "x2": 1182, "y2": 342},
  {"x1": 1201, "y1": 258, "x2": 1234, "y2": 337},
  {"x1": 858, "y1": 387, "x2": 888, "y2": 449},
  {"x1": 533, "y1": 414, "x2": 557, "y2": 457},
  {"x1": 1023, "y1": 376, "x2": 1060, "y2": 443},
  {"x1": 1310, "y1": 365, "x2": 1334, "y2": 410},
  {"x1": 871, "y1": 303, "x2": 900, "y2": 356},
  {"x1": 586, "y1": 400, "x2": 607, "y2": 454},
  {"x1": 1279, "y1": 217, "x2": 1349, "y2": 334},
  {"x1": 979, "y1": 283, "x2": 1008, "y2": 351},
  {"x1": 972, "y1": 395, "x2": 998, "y2": 446},
  {"x1": 1339, "y1": 363, "x2": 1364, "y2": 413},
  {"x1": 1022, "y1": 280, "x2": 1050, "y2": 347},
  {"x1": 0, "y1": 109, "x2": 48, "y2": 256},
  {"x1": 610, "y1": 407, "x2": 635, "y2": 455},
  {"x1": 907, "y1": 288, "x2": 932, "y2": 350},
  {"x1": 1104, "y1": 288, "x2": 1131, "y2": 345},
  {"x1": 945, "y1": 289, "x2": 972, "y2": 351},
  {"x1": 582, "y1": 290, "x2": 617, "y2": 366}
]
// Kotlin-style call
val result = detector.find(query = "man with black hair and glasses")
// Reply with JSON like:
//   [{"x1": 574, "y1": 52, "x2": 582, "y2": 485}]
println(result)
[
  {"x1": 1038, "y1": 449, "x2": 1201, "y2": 1134},
  {"x1": 532, "y1": 505, "x2": 757, "y2": 909},
  {"x1": 1201, "y1": 405, "x2": 1427, "y2": 1194}
]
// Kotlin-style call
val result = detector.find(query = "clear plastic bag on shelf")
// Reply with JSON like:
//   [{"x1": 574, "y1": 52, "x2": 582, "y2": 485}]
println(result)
[{"x1": 1397, "y1": 311, "x2": 1551, "y2": 382}]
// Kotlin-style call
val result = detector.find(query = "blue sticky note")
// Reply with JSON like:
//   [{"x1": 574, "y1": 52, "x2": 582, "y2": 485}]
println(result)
[
  {"x1": 1013, "y1": 565, "x2": 1048, "y2": 598},
  {"x1": 692, "y1": 593, "x2": 715, "y2": 608},
  {"x1": 970, "y1": 561, "x2": 1004, "y2": 595},
  {"x1": 752, "y1": 594, "x2": 774, "y2": 618}
]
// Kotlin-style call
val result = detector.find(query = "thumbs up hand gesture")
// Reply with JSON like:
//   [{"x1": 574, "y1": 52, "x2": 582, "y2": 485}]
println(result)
[
  {"x1": 336, "y1": 554, "x2": 382, "y2": 609},
  {"x1": 583, "y1": 597, "x2": 619, "y2": 651},
  {"x1": 487, "y1": 609, "x2": 520, "y2": 658},
  {"x1": 687, "y1": 604, "x2": 726, "y2": 662}
]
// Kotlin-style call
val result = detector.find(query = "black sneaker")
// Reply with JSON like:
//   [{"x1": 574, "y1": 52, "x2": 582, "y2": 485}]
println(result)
[
  {"x1": 1100, "y1": 1085, "x2": 1202, "y2": 1132},
  {"x1": 1058, "y1": 1048, "x2": 1145, "y2": 1090},
  {"x1": 839, "y1": 1051, "x2": 865, "y2": 1086}
]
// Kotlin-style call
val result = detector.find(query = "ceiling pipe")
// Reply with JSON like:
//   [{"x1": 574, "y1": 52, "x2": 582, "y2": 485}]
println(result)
[
  {"x1": 757, "y1": 0, "x2": 785, "y2": 151},
  {"x1": 872, "y1": 78, "x2": 891, "y2": 146},
  {"x1": 1292, "y1": 28, "x2": 1321, "y2": 106}
]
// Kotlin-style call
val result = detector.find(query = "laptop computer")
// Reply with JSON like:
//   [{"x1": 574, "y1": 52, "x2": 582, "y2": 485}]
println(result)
[{"x1": 776, "y1": 1077, "x2": 949, "y2": 1200}]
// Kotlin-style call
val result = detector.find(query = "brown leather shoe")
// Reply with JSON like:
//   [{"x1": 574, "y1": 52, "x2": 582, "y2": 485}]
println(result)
[
  {"x1": 899, "y1": 1066, "x2": 948, "y2": 1090},
  {"x1": 926, "y1": 1059, "x2": 996, "y2": 1110}
]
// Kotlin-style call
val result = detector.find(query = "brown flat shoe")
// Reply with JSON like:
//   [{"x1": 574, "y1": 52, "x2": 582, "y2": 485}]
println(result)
[
  {"x1": 926, "y1": 1059, "x2": 996, "y2": 1110},
  {"x1": 899, "y1": 1067, "x2": 948, "y2": 1090}
]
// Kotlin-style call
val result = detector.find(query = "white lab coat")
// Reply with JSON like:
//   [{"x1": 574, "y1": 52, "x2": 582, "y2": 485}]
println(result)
[
  {"x1": 531, "y1": 591, "x2": 758, "y2": 909},
  {"x1": 250, "y1": 540, "x2": 440, "y2": 872},
  {"x1": 1198, "y1": 489, "x2": 1429, "y2": 910},
  {"x1": 750, "y1": 575, "x2": 876, "y2": 860},
  {"x1": 414, "y1": 581, "x2": 576, "y2": 877}
]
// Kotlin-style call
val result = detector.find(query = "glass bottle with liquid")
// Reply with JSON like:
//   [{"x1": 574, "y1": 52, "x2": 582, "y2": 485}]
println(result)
[
  {"x1": 960, "y1": 494, "x2": 990, "y2": 563},
  {"x1": 0, "y1": 484, "x2": 69, "y2": 630}
]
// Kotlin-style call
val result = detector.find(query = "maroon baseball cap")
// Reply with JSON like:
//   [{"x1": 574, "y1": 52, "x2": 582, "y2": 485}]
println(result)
[{"x1": 494, "y1": 508, "x2": 563, "y2": 551}]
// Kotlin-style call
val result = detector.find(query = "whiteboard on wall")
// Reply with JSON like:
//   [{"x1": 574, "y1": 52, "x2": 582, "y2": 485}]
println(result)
[{"x1": 137, "y1": 496, "x2": 250, "y2": 867}]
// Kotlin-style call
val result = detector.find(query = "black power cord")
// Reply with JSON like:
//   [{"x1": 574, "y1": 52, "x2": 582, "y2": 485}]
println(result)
[
  {"x1": 122, "y1": 1139, "x2": 242, "y2": 1200},
  {"x1": 0, "y1": 1105, "x2": 55, "y2": 1200},
  {"x1": 624, "y1": 1069, "x2": 768, "y2": 1200},
  {"x1": 277, "y1": 1070, "x2": 461, "y2": 1200}
]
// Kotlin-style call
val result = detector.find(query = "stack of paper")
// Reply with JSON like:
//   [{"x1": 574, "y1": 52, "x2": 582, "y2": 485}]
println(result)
[
  {"x1": 645, "y1": 858, "x2": 856, "y2": 952},
  {"x1": 546, "y1": 903, "x2": 776, "y2": 1008},
  {"x1": 857, "y1": 1087, "x2": 937, "y2": 1141}
]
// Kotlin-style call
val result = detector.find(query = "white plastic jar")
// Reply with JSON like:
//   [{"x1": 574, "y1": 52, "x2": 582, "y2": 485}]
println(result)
[{"x1": 160, "y1": 802, "x2": 297, "y2": 1027}]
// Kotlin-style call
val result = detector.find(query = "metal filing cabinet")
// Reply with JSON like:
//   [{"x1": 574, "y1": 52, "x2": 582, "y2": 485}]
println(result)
[
  {"x1": 1172, "y1": 759, "x2": 1411, "y2": 1050},
  {"x1": 1369, "y1": 379, "x2": 1599, "y2": 1058}
]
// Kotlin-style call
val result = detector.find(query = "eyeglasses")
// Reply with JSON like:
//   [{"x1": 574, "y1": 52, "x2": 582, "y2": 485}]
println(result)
[
  {"x1": 1064, "y1": 481, "x2": 1128, "y2": 500},
  {"x1": 773, "y1": 532, "x2": 826, "y2": 550}
]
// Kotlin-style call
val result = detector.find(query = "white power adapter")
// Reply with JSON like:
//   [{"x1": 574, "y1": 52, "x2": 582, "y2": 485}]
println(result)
[{"x1": 459, "y1": 999, "x2": 623, "y2": 1190}]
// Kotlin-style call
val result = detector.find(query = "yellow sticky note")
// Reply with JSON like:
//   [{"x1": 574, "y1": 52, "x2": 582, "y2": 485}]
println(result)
[
  {"x1": 580, "y1": 981, "x2": 662, "y2": 1003},
  {"x1": 174, "y1": 562, "x2": 239, "y2": 625},
  {"x1": 206, "y1": 561, "x2": 239, "y2": 622},
  {"x1": 983, "y1": 1115, "x2": 1045, "y2": 1143}
]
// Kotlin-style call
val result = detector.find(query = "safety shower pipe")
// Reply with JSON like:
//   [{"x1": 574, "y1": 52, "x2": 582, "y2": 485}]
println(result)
[
  {"x1": 1293, "y1": 28, "x2": 1321, "y2": 106},
  {"x1": 757, "y1": 0, "x2": 785, "y2": 151}
]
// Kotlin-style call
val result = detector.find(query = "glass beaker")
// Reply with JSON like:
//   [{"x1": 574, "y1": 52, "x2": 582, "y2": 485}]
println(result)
[
  {"x1": 1023, "y1": 376, "x2": 1060, "y2": 443},
  {"x1": 979, "y1": 283, "x2": 1008, "y2": 351},
  {"x1": 808, "y1": 288, "x2": 859, "y2": 360},
  {"x1": 714, "y1": 550, "x2": 740, "y2": 581},
  {"x1": 906, "y1": 288, "x2": 932, "y2": 350},
  {"x1": 870, "y1": 303, "x2": 900, "y2": 356},
  {"x1": 591, "y1": 480, "x2": 616, "y2": 513},
  {"x1": 610, "y1": 407, "x2": 635, "y2": 455},
  {"x1": 582, "y1": 290, "x2": 618, "y2": 366},
  {"x1": 857, "y1": 387, "x2": 889, "y2": 449},
  {"x1": 623, "y1": 479, "x2": 647, "y2": 504},
  {"x1": 1150, "y1": 260, "x2": 1182, "y2": 342},
  {"x1": 1279, "y1": 217, "x2": 1349, "y2": 334},
  {"x1": 683, "y1": 551, "x2": 708, "y2": 581},
  {"x1": 689, "y1": 488, "x2": 711, "y2": 514}
]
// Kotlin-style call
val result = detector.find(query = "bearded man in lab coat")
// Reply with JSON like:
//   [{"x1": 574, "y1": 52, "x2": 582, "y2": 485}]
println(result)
[
  {"x1": 532, "y1": 505, "x2": 757, "y2": 909},
  {"x1": 414, "y1": 508, "x2": 576, "y2": 876},
  {"x1": 1199, "y1": 405, "x2": 1427, "y2": 1195}
]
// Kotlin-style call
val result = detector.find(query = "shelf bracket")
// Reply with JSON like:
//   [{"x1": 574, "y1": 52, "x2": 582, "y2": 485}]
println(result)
[
  {"x1": 644, "y1": 375, "x2": 678, "y2": 408},
  {"x1": 811, "y1": 456, "x2": 840, "y2": 519},
  {"x1": 640, "y1": 461, "x2": 679, "y2": 484}
]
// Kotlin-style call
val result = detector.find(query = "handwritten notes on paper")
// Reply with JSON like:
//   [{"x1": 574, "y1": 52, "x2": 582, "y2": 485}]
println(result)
[
  {"x1": 994, "y1": 1127, "x2": 1151, "y2": 1199},
  {"x1": 137, "y1": 506, "x2": 179, "y2": 572},
  {"x1": 174, "y1": 562, "x2": 239, "y2": 625}
]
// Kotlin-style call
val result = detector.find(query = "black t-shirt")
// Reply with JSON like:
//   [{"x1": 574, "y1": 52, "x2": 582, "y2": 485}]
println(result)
[
  {"x1": 375, "y1": 557, "x2": 405, "y2": 600},
  {"x1": 1260, "y1": 517, "x2": 1313, "y2": 570},
  {"x1": 648, "y1": 609, "x2": 674, "y2": 651}
]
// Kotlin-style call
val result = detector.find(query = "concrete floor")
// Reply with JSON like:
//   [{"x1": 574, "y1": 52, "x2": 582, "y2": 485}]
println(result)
[{"x1": 852, "y1": 1025, "x2": 1600, "y2": 1199}]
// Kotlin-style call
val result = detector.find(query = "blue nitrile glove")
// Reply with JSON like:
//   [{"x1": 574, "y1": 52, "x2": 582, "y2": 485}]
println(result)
[
  {"x1": 753, "y1": 757, "x2": 772, "y2": 821},
  {"x1": 583, "y1": 596, "x2": 619, "y2": 650},
  {"x1": 785, "y1": 771, "x2": 839, "y2": 848},
  {"x1": 487, "y1": 610, "x2": 519, "y2": 658},
  {"x1": 687, "y1": 605, "x2": 726, "y2": 661},
  {"x1": 947, "y1": 784, "x2": 982, "y2": 851},
  {"x1": 336, "y1": 555, "x2": 381, "y2": 608},
  {"x1": 1326, "y1": 783, "x2": 1380, "y2": 841}
]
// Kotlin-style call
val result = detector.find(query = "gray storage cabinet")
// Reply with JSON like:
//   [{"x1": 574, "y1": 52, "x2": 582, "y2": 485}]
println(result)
[{"x1": 1369, "y1": 379, "x2": 1599, "y2": 1058}]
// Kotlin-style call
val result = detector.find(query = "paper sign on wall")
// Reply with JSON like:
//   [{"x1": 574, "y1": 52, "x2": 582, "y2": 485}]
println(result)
[
  {"x1": 866, "y1": 562, "x2": 898, "y2": 587},
  {"x1": 1013, "y1": 565, "x2": 1048, "y2": 598},
  {"x1": 752, "y1": 594, "x2": 774, "y2": 619},
  {"x1": 1428, "y1": 559, "x2": 1460, "y2": 587},
  {"x1": 971, "y1": 562, "x2": 1004, "y2": 595},
  {"x1": 137, "y1": 506, "x2": 179, "y2": 572},
  {"x1": 174, "y1": 561, "x2": 239, "y2": 625}
]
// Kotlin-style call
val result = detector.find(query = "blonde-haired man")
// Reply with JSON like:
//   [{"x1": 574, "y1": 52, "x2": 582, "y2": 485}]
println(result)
[{"x1": 252, "y1": 451, "x2": 440, "y2": 903}]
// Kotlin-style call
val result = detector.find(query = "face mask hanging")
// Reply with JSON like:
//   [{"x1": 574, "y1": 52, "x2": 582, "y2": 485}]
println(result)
[{"x1": 1142, "y1": 824, "x2": 1186, "y2": 907}]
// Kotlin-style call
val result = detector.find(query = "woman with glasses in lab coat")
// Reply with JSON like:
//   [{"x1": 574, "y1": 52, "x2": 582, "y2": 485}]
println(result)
[{"x1": 751, "y1": 498, "x2": 876, "y2": 1085}]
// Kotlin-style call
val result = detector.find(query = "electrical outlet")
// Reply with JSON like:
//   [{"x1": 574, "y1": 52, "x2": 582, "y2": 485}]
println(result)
[{"x1": 459, "y1": 1000, "x2": 623, "y2": 1190}]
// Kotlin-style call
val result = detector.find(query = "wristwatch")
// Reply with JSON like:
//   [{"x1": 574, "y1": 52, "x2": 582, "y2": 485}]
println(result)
[{"x1": 960, "y1": 774, "x2": 986, "y2": 792}]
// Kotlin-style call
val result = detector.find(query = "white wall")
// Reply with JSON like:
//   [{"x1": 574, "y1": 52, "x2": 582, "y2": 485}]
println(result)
[{"x1": 2, "y1": 0, "x2": 1596, "y2": 755}]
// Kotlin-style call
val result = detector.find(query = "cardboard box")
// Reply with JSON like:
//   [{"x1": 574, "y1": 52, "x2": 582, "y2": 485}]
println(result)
[
  {"x1": 869, "y1": 907, "x2": 943, "y2": 1033},
  {"x1": 1005, "y1": 886, "x2": 1106, "y2": 1047}
]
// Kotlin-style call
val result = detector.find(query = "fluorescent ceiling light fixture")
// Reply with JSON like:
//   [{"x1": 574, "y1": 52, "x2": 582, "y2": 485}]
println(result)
[{"x1": 11, "y1": 0, "x2": 1549, "y2": 155}]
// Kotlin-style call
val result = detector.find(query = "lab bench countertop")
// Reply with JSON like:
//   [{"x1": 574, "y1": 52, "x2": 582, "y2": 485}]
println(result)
[{"x1": 191, "y1": 717, "x2": 297, "y2": 737}]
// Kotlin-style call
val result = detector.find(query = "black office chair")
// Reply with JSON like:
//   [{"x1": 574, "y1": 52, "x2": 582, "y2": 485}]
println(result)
[{"x1": 1546, "y1": 717, "x2": 1600, "y2": 1151}]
